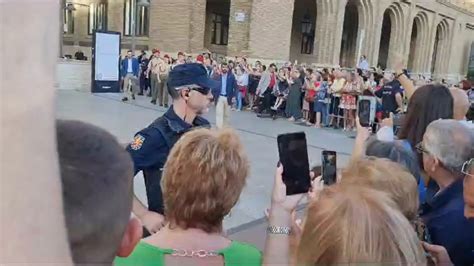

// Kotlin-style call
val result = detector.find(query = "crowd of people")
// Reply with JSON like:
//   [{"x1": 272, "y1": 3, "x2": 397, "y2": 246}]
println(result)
[
  {"x1": 11, "y1": 54, "x2": 473, "y2": 265},
  {"x1": 7, "y1": 26, "x2": 474, "y2": 266},
  {"x1": 121, "y1": 50, "x2": 474, "y2": 133}
]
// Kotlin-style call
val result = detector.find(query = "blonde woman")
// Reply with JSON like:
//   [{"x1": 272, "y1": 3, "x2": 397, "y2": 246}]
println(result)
[
  {"x1": 297, "y1": 185, "x2": 426, "y2": 265},
  {"x1": 341, "y1": 157, "x2": 419, "y2": 221},
  {"x1": 263, "y1": 165, "x2": 425, "y2": 265},
  {"x1": 116, "y1": 128, "x2": 261, "y2": 266}
]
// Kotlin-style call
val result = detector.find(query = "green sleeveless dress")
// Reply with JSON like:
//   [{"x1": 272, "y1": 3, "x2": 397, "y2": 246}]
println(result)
[{"x1": 114, "y1": 241, "x2": 262, "y2": 266}]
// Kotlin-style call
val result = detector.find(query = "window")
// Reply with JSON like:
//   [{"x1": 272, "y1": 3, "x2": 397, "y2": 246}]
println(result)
[
  {"x1": 124, "y1": 0, "x2": 150, "y2": 36},
  {"x1": 64, "y1": 8, "x2": 74, "y2": 34},
  {"x1": 211, "y1": 13, "x2": 229, "y2": 45},
  {"x1": 88, "y1": 3, "x2": 107, "y2": 35}
]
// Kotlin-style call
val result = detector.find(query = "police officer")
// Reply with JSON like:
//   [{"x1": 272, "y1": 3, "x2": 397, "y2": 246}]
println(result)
[{"x1": 126, "y1": 63, "x2": 218, "y2": 236}]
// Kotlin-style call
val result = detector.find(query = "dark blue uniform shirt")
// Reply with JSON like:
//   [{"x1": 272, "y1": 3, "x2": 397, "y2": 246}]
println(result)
[
  {"x1": 420, "y1": 179, "x2": 474, "y2": 265},
  {"x1": 126, "y1": 106, "x2": 210, "y2": 214}
]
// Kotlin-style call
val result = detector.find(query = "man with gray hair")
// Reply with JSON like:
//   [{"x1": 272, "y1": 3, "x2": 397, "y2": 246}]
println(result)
[{"x1": 418, "y1": 119, "x2": 474, "y2": 265}]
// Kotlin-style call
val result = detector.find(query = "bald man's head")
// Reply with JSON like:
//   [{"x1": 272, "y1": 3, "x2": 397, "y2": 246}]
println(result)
[{"x1": 450, "y1": 88, "x2": 469, "y2": 120}]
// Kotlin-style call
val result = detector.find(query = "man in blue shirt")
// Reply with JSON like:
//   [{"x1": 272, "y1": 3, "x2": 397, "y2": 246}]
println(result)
[
  {"x1": 418, "y1": 120, "x2": 474, "y2": 265},
  {"x1": 121, "y1": 50, "x2": 140, "y2": 102},
  {"x1": 215, "y1": 62, "x2": 237, "y2": 128},
  {"x1": 126, "y1": 63, "x2": 218, "y2": 236}
]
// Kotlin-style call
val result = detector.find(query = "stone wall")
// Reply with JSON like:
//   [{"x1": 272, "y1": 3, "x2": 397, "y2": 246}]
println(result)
[
  {"x1": 227, "y1": 0, "x2": 253, "y2": 56},
  {"x1": 60, "y1": 0, "x2": 474, "y2": 80},
  {"x1": 57, "y1": 60, "x2": 91, "y2": 91}
]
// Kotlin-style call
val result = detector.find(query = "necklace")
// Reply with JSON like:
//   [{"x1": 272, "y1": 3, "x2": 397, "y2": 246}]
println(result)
[{"x1": 171, "y1": 249, "x2": 219, "y2": 258}]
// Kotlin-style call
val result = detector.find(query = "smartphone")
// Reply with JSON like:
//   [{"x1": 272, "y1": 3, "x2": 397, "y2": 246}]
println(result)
[
  {"x1": 358, "y1": 99, "x2": 371, "y2": 127},
  {"x1": 322, "y1": 150, "x2": 337, "y2": 185},
  {"x1": 277, "y1": 132, "x2": 311, "y2": 195}
]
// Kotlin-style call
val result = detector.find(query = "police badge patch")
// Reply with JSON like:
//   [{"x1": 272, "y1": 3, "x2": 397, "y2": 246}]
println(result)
[{"x1": 130, "y1": 135, "x2": 145, "y2": 150}]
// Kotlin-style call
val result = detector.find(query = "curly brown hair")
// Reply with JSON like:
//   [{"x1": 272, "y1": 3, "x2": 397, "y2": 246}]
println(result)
[{"x1": 161, "y1": 128, "x2": 249, "y2": 233}]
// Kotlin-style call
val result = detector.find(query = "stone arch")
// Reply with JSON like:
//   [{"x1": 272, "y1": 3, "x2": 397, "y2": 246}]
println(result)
[
  {"x1": 407, "y1": 11, "x2": 429, "y2": 74},
  {"x1": 316, "y1": 0, "x2": 340, "y2": 64},
  {"x1": 289, "y1": 0, "x2": 318, "y2": 62},
  {"x1": 377, "y1": 3, "x2": 404, "y2": 70},
  {"x1": 431, "y1": 19, "x2": 450, "y2": 76},
  {"x1": 339, "y1": 0, "x2": 374, "y2": 67}
]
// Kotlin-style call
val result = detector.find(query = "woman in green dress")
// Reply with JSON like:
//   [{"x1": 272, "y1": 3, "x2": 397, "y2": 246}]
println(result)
[{"x1": 115, "y1": 128, "x2": 261, "y2": 266}]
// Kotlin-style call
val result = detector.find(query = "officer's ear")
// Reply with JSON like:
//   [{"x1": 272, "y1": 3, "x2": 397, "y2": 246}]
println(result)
[{"x1": 181, "y1": 88, "x2": 190, "y2": 100}]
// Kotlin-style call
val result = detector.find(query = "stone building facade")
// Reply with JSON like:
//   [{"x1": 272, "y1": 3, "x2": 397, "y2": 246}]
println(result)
[{"x1": 62, "y1": 0, "x2": 474, "y2": 80}]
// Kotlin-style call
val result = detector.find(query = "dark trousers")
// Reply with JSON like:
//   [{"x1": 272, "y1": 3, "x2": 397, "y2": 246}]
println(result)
[
  {"x1": 261, "y1": 88, "x2": 276, "y2": 113},
  {"x1": 329, "y1": 96, "x2": 343, "y2": 127},
  {"x1": 308, "y1": 102, "x2": 315, "y2": 123},
  {"x1": 140, "y1": 74, "x2": 149, "y2": 94}
]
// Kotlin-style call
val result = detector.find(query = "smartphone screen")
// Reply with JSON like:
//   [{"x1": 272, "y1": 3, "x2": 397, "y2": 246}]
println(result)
[
  {"x1": 358, "y1": 99, "x2": 371, "y2": 127},
  {"x1": 277, "y1": 132, "x2": 311, "y2": 195},
  {"x1": 322, "y1": 151, "x2": 337, "y2": 185}
]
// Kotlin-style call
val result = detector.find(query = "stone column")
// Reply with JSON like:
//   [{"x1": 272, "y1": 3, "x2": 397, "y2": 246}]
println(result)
[
  {"x1": 188, "y1": 0, "x2": 206, "y2": 53},
  {"x1": 422, "y1": 13, "x2": 437, "y2": 77},
  {"x1": 248, "y1": 0, "x2": 295, "y2": 61},
  {"x1": 107, "y1": 0, "x2": 124, "y2": 33},
  {"x1": 416, "y1": 14, "x2": 432, "y2": 76},
  {"x1": 227, "y1": 0, "x2": 253, "y2": 56},
  {"x1": 74, "y1": 0, "x2": 91, "y2": 44},
  {"x1": 367, "y1": 0, "x2": 386, "y2": 68},
  {"x1": 371, "y1": 9, "x2": 384, "y2": 68},
  {"x1": 440, "y1": 20, "x2": 454, "y2": 78},
  {"x1": 447, "y1": 20, "x2": 466, "y2": 80},
  {"x1": 325, "y1": 0, "x2": 347, "y2": 66},
  {"x1": 355, "y1": 0, "x2": 375, "y2": 68}
]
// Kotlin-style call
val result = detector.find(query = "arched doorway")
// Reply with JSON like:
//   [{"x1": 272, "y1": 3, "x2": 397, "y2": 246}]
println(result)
[
  {"x1": 289, "y1": 0, "x2": 317, "y2": 62},
  {"x1": 407, "y1": 19, "x2": 419, "y2": 71},
  {"x1": 378, "y1": 10, "x2": 392, "y2": 70},
  {"x1": 339, "y1": 0, "x2": 359, "y2": 67},
  {"x1": 431, "y1": 20, "x2": 449, "y2": 76},
  {"x1": 407, "y1": 12, "x2": 429, "y2": 74}
]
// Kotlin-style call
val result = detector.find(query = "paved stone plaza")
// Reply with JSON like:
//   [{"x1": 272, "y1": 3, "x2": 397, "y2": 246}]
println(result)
[{"x1": 55, "y1": 88, "x2": 355, "y2": 239}]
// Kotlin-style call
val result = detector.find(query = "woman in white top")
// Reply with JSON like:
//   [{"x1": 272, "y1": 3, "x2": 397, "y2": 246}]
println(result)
[{"x1": 235, "y1": 65, "x2": 249, "y2": 111}]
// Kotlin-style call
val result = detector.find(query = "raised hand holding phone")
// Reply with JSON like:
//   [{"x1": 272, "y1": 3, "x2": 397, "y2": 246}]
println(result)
[
  {"x1": 277, "y1": 132, "x2": 311, "y2": 195},
  {"x1": 357, "y1": 98, "x2": 372, "y2": 127},
  {"x1": 271, "y1": 163, "x2": 306, "y2": 212}
]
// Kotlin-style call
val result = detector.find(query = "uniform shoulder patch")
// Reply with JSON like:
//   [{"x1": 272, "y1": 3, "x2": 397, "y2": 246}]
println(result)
[{"x1": 130, "y1": 134, "x2": 145, "y2": 150}]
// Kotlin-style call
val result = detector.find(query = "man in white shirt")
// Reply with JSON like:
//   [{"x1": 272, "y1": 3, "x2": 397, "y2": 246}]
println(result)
[{"x1": 357, "y1": 55, "x2": 370, "y2": 71}]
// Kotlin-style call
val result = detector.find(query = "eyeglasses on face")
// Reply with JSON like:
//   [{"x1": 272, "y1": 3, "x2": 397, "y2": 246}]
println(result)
[
  {"x1": 415, "y1": 142, "x2": 430, "y2": 155},
  {"x1": 462, "y1": 158, "x2": 473, "y2": 177}
]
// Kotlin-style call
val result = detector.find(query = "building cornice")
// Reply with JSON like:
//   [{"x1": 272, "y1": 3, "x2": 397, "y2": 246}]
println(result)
[{"x1": 436, "y1": 0, "x2": 474, "y2": 17}]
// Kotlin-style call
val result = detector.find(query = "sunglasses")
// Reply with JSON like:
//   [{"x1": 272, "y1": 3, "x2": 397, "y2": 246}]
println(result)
[
  {"x1": 462, "y1": 158, "x2": 473, "y2": 177},
  {"x1": 189, "y1": 86, "x2": 211, "y2": 95}
]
